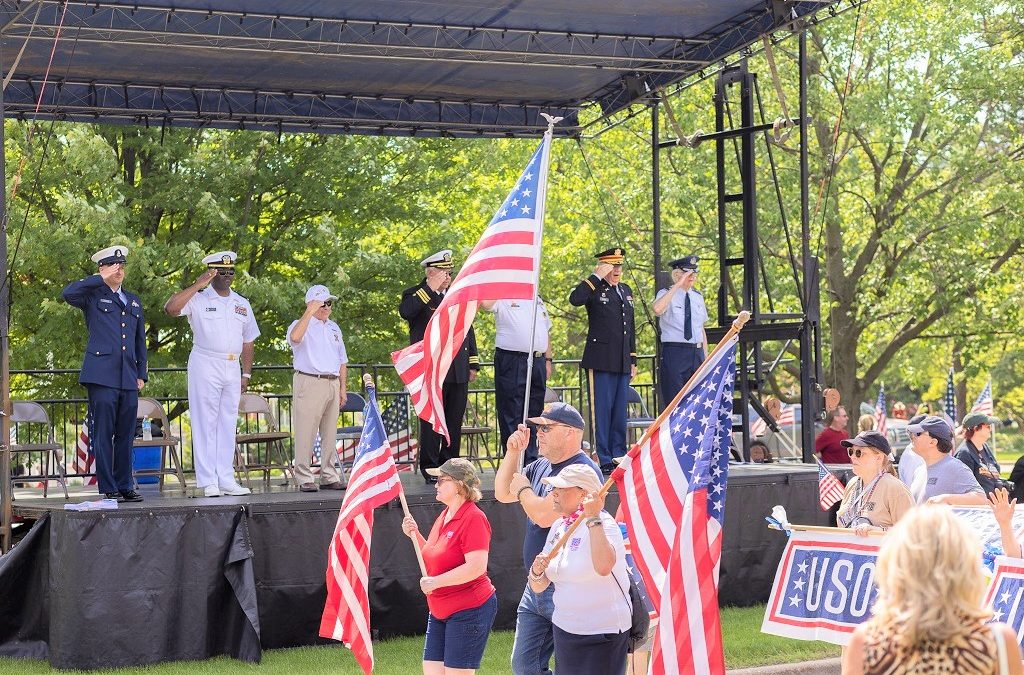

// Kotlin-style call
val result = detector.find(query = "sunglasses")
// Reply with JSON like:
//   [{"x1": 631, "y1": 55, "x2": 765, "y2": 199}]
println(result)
[
  {"x1": 847, "y1": 447, "x2": 881, "y2": 458},
  {"x1": 436, "y1": 476, "x2": 454, "y2": 485},
  {"x1": 215, "y1": 269, "x2": 235, "y2": 276},
  {"x1": 322, "y1": 300, "x2": 333, "y2": 308},
  {"x1": 536, "y1": 424, "x2": 570, "y2": 434}
]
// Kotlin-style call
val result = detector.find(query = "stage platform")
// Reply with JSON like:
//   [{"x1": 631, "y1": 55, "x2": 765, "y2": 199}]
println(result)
[{"x1": 0, "y1": 463, "x2": 828, "y2": 669}]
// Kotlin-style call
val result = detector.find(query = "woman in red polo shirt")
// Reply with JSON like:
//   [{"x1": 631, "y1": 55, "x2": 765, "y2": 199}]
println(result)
[{"x1": 402, "y1": 458, "x2": 497, "y2": 674}]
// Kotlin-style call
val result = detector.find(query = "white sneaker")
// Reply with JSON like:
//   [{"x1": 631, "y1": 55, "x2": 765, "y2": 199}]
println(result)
[
  {"x1": 220, "y1": 481, "x2": 251, "y2": 496},
  {"x1": 203, "y1": 484, "x2": 222, "y2": 498}
]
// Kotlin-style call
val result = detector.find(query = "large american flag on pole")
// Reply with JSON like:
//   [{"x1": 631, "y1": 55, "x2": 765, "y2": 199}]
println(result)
[
  {"x1": 874, "y1": 384, "x2": 887, "y2": 436},
  {"x1": 972, "y1": 380, "x2": 994, "y2": 416},
  {"x1": 319, "y1": 387, "x2": 402, "y2": 674},
  {"x1": 392, "y1": 131, "x2": 553, "y2": 442},
  {"x1": 612, "y1": 335, "x2": 737, "y2": 675}
]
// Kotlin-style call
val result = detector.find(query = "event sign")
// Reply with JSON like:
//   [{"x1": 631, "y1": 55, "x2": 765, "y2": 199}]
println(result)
[
  {"x1": 951, "y1": 506, "x2": 1024, "y2": 554},
  {"x1": 985, "y1": 556, "x2": 1024, "y2": 650},
  {"x1": 761, "y1": 529, "x2": 881, "y2": 646}
]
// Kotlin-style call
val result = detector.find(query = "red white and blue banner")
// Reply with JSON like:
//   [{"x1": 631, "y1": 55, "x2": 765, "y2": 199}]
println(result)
[
  {"x1": 762, "y1": 529, "x2": 881, "y2": 645},
  {"x1": 986, "y1": 556, "x2": 1024, "y2": 650}
]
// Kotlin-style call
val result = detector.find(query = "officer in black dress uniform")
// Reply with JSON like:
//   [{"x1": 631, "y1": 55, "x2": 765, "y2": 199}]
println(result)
[
  {"x1": 399, "y1": 249, "x2": 480, "y2": 483},
  {"x1": 62, "y1": 245, "x2": 147, "y2": 502},
  {"x1": 568, "y1": 247, "x2": 636, "y2": 474}
]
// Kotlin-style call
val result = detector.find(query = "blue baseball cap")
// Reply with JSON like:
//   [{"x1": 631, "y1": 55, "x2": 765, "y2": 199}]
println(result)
[
  {"x1": 528, "y1": 402, "x2": 585, "y2": 430},
  {"x1": 907, "y1": 415, "x2": 953, "y2": 444}
]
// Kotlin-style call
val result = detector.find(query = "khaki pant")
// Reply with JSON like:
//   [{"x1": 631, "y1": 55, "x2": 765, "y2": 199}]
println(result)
[{"x1": 292, "y1": 372, "x2": 342, "y2": 485}]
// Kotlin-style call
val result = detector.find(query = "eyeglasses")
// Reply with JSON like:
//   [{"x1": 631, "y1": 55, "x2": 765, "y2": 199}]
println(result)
[
  {"x1": 847, "y1": 447, "x2": 880, "y2": 458},
  {"x1": 536, "y1": 424, "x2": 570, "y2": 435},
  {"x1": 216, "y1": 269, "x2": 235, "y2": 276},
  {"x1": 436, "y1": 476, "x2": 454, "y2": 485}
]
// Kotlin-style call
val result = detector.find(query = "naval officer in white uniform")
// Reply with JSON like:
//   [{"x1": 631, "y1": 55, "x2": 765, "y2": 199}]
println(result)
[{"x1": 164, "y1": 251, "x2": 260, "y2": 497}]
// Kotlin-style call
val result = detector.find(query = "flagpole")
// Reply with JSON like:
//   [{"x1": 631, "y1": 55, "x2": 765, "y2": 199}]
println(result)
[
  {"x1": 544, "y1": 310, "x2": 751, "y2": 561},
  {"x1": 518, "y1": 114, "x2": 560, "y2": 472},
  {"x1": 362, "y1": 374, "x2": 427, "y2": 577}
]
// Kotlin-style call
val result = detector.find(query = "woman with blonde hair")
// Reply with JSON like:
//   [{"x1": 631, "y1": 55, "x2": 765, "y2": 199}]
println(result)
[
  {"x1": 858, "y1": 414, "x2": 876, "y2": 433},
  {"x1": 837, "y1": 431, "x2": 913, "y2": 536},
  {"x1": 842, "y1": 505, "x2": 1022, "y2": 674}
]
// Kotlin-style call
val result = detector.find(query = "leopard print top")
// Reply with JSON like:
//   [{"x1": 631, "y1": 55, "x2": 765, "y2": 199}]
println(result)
[{"x1": 862, "y1": 619, "x2": 999, "y2": 674}]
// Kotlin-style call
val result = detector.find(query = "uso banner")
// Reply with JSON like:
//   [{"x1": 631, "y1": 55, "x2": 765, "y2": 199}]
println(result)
[{"x1": 761, "y1": 529, "x2": 881, "y2": 646}]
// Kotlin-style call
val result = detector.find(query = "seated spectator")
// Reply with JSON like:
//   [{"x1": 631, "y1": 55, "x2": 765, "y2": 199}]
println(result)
[
  {"x1": 857, "y1": 414, "x2": 875, "y2": 433},
  {"x1": 815, "y1": 406, "x2": 850, "y2": 464},
  {"x1": 837, "y1": 431, "x2": 913, "y2": 536},
  {"x1": 955, "y1": 412, "x2": 1003, "y2": 495},
  {"x1": 1009, "y1": 456, "x2": 1024, "y2": 504},
  {"x1": 749, "y1": 440, "x2": 773, "y2": 464},
  {"x1": 906, "y1": 416, "x2": 986, "y2": 506},
  {"x1": 842, "y1": 505, "x2": 1023, "y2": 675}
]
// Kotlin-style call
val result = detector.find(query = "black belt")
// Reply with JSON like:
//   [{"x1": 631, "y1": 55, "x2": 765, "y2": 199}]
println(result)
[
  {"x1": 496, "y1": 347, "x2": 546, "y2": 358},
  {"x1": 663, "y1": 342, "x2": 701, "y2": 348},
  {"x1": 295, "y1": 370, "x2": 339, "y2": 380}
]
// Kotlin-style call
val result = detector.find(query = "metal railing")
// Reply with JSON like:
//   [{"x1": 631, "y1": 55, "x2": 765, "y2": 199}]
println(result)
[{"x1": 7, "y1": 356, "x2": 658, "y2": 480}]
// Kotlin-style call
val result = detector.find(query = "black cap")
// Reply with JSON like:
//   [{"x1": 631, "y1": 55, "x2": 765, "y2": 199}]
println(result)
[
  {"x1": 668, "y1": 255, "x2": 699, "y2": 272},
  {"x1": 841, "y1": 430, "x2": 892, "y2": 456},
  {"x1": 594, "y1": 247, "x2": 625, "y2": 264}
]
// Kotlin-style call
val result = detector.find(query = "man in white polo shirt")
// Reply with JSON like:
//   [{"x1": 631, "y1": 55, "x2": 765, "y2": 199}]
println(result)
[
  {"x1": 165, "y1": 251, "x2": 260, "y2": 497},
  {"x1": 483, "y1": 297, "x2": 553, "y2": 465},
  {"x1": 288, "y1": 285, "x2": 349, "y2": 492}
]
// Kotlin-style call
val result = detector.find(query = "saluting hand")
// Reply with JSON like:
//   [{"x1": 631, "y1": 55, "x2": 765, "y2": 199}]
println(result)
[
  {"x1": 98, "y1": 263, "x2": 123, "y2": 282},
  {"x1": 594, "y1": 262, "x2": 613, "y2": 279},
  {"x1": 305, "y1": 300, "x2": 322, "y2": 315},
  {"x1": 196, "y1": 269, "x2": 217, "y2": 289}
]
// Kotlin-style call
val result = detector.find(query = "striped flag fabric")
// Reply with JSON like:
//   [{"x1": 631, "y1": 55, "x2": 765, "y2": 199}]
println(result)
[
  {"x1": 73, "y1": 423, "x2": 97, "y2": 486},
  {"x1": 392, "y1": 131, "x2": 553, "y2": 442},
  {"x1": 816, "y1": 457, "x2": 845, "y2": 510},
  {"x1": 972, "y1": 380, "x2": 993, "y2": 416},
  {"x1": 874, "y1": 385, "x2": 887, "y2": 436},
  {"x1": 612, "y1": 335, "x2": 737, "y2": 675},
  {"x1": 943, "y1": 367, "x2": 957, "y2": 423},
  {"x1": 750, "y1": 414, "x2": 767, "y2": 437},
  {"x1": 319, "y1": 387, "x2": 403, "y2": 675},
  {"x1": 777, "y1": 404, "x2": 795, "y2": 427}
]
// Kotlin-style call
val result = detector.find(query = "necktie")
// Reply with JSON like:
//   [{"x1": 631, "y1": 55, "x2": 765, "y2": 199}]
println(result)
[{"x1": 684, "y1": 291, "x2": 693, "y2": 341}]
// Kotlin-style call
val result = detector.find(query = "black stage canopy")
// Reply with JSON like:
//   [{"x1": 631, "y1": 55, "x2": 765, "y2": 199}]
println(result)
[{"x1": 0, "y1": 0, "x2": 844, "y2": 137}]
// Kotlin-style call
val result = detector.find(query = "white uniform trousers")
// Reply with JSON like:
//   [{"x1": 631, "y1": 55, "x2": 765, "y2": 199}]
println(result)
[
  {"x1": 291, "y1": 372, "x2": 343, "y2": 485},
  {"x1": 188, "y1": 349, "x2": 242, "y2": 488}
]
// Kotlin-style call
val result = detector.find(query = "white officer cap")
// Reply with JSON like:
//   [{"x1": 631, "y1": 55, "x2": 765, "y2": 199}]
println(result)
[
  {"x1": 420, "y1": 249, "x2": 454, "y2": 269},
  {"x1": 91, "y1": 245, "x2": 129, "y2": 265},
  {"x1": 305, "y1": 284, "x2": 338, "y2": 303},
  {"x1": 203, "y1": 251, "x2": 237, "y2": 268}
]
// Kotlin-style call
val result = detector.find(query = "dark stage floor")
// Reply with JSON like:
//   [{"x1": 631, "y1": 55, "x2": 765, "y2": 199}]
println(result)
[{"x1": 1, "y1": 462, "x2": 828, "y2": 670}]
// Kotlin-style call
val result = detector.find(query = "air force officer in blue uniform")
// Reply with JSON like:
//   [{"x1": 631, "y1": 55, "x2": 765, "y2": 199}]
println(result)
[
  {"x1": 653, "y1": 255, "x2": 708, "y2": 411},
  {"x1": 62, "y1": 245, "x2": 147, "y2": 502}
]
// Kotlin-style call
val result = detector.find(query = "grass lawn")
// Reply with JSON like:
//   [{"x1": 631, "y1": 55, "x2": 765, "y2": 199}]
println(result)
[{"x1": 0, "y1": 605, "x2": 838, "y2": 674}]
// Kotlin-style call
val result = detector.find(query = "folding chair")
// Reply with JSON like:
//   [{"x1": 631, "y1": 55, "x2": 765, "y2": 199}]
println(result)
[
  {"x1": 10, "y1": 401, "x2": 69, "y2": 499},
  {"x1": 335, "y1": 391, "x2": 366, "y2": 483},
  {"x1": 133, "y1": 397, "x2": 187, "y2": 491},
  {"x1": 626, "y1": 386, "x2": 655, "y2": 443},
  {"x1": 235, "y1": 393, "x2": 294, "y2": 487}
]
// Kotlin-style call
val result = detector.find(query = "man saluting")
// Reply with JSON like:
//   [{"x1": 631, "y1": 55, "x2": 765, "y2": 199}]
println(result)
[{"x1": 63, "y1": 245, "x2": 147, "y2": 502}]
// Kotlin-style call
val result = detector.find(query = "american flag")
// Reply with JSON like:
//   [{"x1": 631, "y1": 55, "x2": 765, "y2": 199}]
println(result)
[
  {"x1": 972, "y1": 380, "x2": 993, "y2": 416},
  {"x1": 778, "y1": 404, "x2": 795, "y2": 426},
  {"x1": 750, "y1": 414, "x2": 767, "y2": 437},
  {"x1": 874, "y1": 385, "x2": 887, "y2": 436},
  {"x1": 319, "y1": 387, "x2": 403, "y2": 675},
  {"x1": 943, "y1": 367, "x2": 957, "y2": 424},
  {"x1": 321, "y1": 396, "x2": 419, "y2": 475},
  {"x1": 392, "y1": 132, "x2": 553, "y2": 443},
  {"x1": 612, "y1": 335, "x2": 736, "y2": 675},
  {"x1": 816, "y1": 457, "x2": 845, "y2": 510},
  {"x1": 72, "y1": 422, "x2": 97, "y2": 485}
]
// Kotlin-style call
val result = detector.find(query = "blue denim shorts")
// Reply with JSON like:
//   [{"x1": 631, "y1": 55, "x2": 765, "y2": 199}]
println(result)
[{"x1": 424, "y1": 593, "x2": 498, "y2": 669}]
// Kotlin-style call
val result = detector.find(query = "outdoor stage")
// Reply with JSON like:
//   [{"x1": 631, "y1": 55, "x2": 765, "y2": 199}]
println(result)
[{"x1": 0, "y1": 463, "x2": 828, "y2": 669}]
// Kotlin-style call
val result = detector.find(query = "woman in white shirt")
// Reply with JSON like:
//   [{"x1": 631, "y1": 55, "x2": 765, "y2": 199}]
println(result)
[{"x1": 527, "y1": 465, "x2": 631, "y2": 675}]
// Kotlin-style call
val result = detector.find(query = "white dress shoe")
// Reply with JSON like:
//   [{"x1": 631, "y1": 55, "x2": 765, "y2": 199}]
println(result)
[
  {"x1": 203, "y1": 484, "x2": 222, "y2": 498},
  {"x1": 220, "y1": 481, "x2": 251, "y2": 496}
]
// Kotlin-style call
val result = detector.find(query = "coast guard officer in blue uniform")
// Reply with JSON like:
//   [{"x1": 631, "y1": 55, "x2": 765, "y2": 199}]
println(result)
[
  {"x1": 568, "y1": 247, "x2": 636, "y2": 474},
  {"x1": 653, "y1": 255, "x2": 708, "y2": 411},
  {"x1": 62, "y1": 245, "x2": 147, "y2": 502}
]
